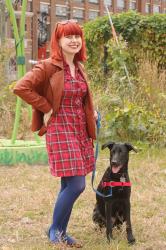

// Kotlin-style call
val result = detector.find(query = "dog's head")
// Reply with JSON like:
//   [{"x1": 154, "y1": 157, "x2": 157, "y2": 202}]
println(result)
[{"x1": 102, "y1": 142, "x2": 137, "y2": 174}]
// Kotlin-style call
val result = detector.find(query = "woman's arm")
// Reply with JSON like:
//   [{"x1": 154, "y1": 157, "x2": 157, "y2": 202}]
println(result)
[{"x1": 13, "y1": 63, "x2": 52, "y2": 113}]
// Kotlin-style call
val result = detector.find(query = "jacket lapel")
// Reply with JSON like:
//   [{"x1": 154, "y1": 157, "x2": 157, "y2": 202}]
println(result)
[
  {"x1": 48, "y1": 58, "x2": 91, "y2": 113},
  {"x1": 49, "y1": 59, "x2": 64, "y2": 112}
]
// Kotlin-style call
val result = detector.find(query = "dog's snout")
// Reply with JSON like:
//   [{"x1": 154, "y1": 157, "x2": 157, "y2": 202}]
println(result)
[{"x1": 111, "y1": 160, "x2": 118, "y2": 165}]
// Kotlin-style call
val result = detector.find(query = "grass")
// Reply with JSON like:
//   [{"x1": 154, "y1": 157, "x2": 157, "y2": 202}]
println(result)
[{"x1": 0, "y1": 147, "x2": 166, "y2": 250}]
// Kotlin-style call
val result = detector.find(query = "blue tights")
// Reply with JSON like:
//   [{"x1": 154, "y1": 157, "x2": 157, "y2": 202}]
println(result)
[{"x1": 49, "y1": 176, "x2": 86, "y2": 241}]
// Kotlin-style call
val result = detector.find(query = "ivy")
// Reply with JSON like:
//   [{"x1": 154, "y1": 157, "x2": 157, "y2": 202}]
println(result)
[{"x1": 84, "y1": 11, "x2": 166, "y2": 70}]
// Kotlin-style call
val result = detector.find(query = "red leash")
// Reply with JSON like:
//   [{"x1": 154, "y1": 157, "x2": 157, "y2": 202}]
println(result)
[{"x1": 102, "y1": 181, "x2": 131, "y2": 187}]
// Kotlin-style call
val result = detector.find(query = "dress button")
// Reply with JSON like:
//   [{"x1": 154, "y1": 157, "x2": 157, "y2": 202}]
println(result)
[
  {"x1": 77, "y1": 109, "x2": 81, "y2": 115},
  {"x1": 75, "y1": 99, "x2": 80, "y2": 106}
]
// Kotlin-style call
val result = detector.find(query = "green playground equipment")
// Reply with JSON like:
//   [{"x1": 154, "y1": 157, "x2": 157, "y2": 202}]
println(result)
[
  {"x1": 0, "y1": 0, "x2": 47, "y2": 165},
  {"x1": 0, "y1": 139, "x2": 47, "y2": 165}
]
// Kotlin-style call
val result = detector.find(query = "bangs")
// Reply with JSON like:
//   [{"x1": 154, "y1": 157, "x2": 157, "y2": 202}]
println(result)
[
  {"x1": 57, "y1": 22, "x2": 83, "y2": 38},
  {"x1": 50, "y1": 22, "x2": 86, "y2": 62}
]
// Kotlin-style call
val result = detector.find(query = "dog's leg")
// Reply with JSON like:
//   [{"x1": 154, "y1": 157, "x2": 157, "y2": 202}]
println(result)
[
  {"x1": 105, "y1": 201, "x2": 113, "y2": 242},
  {"x1": 125, "y1": 201, "x2": 136, "y2": 244}
]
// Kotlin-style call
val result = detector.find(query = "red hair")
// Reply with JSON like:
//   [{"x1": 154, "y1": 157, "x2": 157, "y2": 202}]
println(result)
[{"x1": 50, "y1": 21, "x2": 87, "y2": 62}]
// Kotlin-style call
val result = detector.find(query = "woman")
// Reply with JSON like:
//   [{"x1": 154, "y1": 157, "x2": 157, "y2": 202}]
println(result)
[{"x1": 14, "y1": 19, "x2": 97, "y2": 247}]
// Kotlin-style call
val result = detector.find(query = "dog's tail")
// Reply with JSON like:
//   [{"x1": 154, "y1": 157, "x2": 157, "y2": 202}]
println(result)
[{"x1": 92, "y1": 204, "x2": 106, "y2": 228}]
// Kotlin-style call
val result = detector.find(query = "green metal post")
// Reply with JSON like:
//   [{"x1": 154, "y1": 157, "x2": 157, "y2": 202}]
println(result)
[
  {"x1": 5, "y1": 0, "x2": 27, "y2": 144},
  {"x1": 5, "y1": 0, "x2": 41, "y2": 144}
]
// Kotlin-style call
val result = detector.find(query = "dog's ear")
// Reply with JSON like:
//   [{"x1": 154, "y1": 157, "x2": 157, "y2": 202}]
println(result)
[
  {"x1": 125, "y1": 143, "x2": 137, "y2": 153},
  {"x1": 101, "y1": 141, "x2": 115, "y2": 150}
]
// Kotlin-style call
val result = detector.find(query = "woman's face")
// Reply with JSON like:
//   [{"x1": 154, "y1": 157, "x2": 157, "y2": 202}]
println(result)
[{"x1": 59, "y1": 35, "x2": 82, "y2": 56}]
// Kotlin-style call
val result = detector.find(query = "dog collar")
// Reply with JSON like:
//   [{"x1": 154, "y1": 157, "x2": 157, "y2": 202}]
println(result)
[{"x1": 102, "y1": 181, "x2": 131, "y2": 187}]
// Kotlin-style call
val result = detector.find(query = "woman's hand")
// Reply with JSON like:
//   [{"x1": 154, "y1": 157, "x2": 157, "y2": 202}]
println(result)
[
  {"x1": 44, "y1": 109, "x2": 53, "y2": 126},
  {"x1": 94, "y1": 110, "x2": 98, "y2": 121}
]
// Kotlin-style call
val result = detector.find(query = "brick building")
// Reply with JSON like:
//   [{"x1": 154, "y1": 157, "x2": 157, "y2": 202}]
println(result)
[{"x1": 3, "y1": 0, "x2": 166, "y2": 71}]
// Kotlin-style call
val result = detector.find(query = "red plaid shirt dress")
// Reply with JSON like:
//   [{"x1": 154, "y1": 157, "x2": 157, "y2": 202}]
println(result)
[{"x1": 46, "y1": 62, "x2": 95, "y2": 177}]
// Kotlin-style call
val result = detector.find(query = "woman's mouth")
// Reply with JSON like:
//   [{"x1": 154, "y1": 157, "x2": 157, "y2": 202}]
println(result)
[{"x1": 69, "y1": 45, "x2": 79, "y2": 49}]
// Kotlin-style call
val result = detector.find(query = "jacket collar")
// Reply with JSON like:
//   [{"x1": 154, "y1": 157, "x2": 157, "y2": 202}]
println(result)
[
  {"x1": 48, "y1": 57, "x2": 85, "y2": 72},
  {"x1": 46, "y1": 57, "x2": 88, "y2": 82},
  {"x1": 47, "y1": 57, "x2": 64, "y2": 69}
]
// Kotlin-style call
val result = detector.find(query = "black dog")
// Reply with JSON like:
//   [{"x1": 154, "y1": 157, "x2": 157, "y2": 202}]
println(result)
[{"x1": 93, "y1": 142, "x2": 137, "y2": 244}]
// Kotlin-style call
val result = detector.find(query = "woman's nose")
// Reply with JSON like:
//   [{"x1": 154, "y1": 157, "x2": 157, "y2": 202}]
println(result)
[{"x1": 71, "y1": 36, "x2": 77, "y2": 42}]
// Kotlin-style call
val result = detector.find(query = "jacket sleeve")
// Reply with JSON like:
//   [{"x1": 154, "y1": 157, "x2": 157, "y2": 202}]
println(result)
[{"x1": 13, "y1": 63, "x2": 52, "y2": 113}]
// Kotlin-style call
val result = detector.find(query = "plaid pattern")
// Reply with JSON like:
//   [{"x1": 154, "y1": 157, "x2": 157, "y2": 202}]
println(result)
[{"x1": 46, "y1": 63, "x2": 95, "y2": 177}]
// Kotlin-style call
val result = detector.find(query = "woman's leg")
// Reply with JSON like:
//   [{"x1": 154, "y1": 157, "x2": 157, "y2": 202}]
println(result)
[
  {"x1": 59, "y1": 176, "x2": 86, "y2": 234},
  {"x1": 58, "y1": 177, "x2": 67, "y2": 197},
  {"x1": 48, "y1": 177, "x2": 67, "y2": 241},
  {"x1": 49, "y1": 176, "x2": 86, "y2": 242}
]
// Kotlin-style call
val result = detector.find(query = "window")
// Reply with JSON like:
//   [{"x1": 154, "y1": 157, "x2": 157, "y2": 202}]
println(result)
[
  {"x1": 40, "y1": 3, "x2": 49, "y2": 14},
  {"x1": 89, "y1": 0, "x2": 98, "y2": 3},
  {"x1": 12, "y1": 0, "x2": 21, "y2": 5},
  {"x1": 129, "y1": 0, "x2": 136, "y2": 10},
  {"x1": 56, "y1": 5, "x2": 67, "y2": 17},
  {"x1": 73, "y1": 8, "x2": 84, "y2": 19},
  {"x1": 117, "y1": 0, "x2": 125, "y2": 9},
  {"x1": 47, "y1": 23, "x2": 51, "y2": 41},
  {"x1": 89, "y1": 10, "x2": 99, "y2": 19},
  {"x1": 145, "y1": 4, "x2": 151, "y2": 13},
  {"x1": 27, "y1": 0, "x2": 32, "y2": 12},
  {"x1": 104, "y1": 0, "x2": 112, "y2": 6},
  {"x1": 8, "y1": 56, "x2": 17, "y2": 81},
  {"x1": 153, "y1": 5, "x2": 160, "y2": 13},
  {"x1": 74, "y1": 0, "x2": 84, "y2": 2}
]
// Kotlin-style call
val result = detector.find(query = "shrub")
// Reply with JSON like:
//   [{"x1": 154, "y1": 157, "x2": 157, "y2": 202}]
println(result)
[{"x1": 84, "y1": 11, "x2": 166, "y2": 73}]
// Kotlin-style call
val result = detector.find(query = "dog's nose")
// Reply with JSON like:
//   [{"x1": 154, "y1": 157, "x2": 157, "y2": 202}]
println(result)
[{"x1": 111, "y1": 161, "x2": 118, "y2": 165}]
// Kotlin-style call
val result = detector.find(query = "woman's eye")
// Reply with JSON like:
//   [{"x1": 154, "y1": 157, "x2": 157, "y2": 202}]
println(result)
[
  {"x1": 65, "y1": 35, "x2": 73, "y2": 39},
  {"x1": 65, "y1": 35, "x2": 80, "y2": 39}
]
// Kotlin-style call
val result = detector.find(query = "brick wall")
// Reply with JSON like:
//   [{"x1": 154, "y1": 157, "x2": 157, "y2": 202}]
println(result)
[{"x1": 6, "y1": 0, "x2": 166, "y2": 63}]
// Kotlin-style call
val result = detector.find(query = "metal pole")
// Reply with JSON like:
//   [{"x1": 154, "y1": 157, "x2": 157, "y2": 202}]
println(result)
[{"x1": 104, "y1": 2, "x2": 132, "y2": 86}]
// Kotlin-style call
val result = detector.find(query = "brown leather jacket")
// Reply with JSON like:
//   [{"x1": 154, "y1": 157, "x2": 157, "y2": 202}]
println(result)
[{"x1": 13, "y1": 58, "x2": 96, "y2": 139}]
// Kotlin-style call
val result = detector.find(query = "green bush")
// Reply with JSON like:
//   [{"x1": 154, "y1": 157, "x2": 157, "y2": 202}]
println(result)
[
  {"x1": 105, "y1": 102, "x2": 166, "y2": 144},
  {"x1": 84, "y1": 11, "x2": 166, "y2": 72},
  {"x1": 93, "y1": 74, "x2": 166, "y2": 147},
  {"x1": 84, "y1": 13, "x2": 166, "y2": 146}
]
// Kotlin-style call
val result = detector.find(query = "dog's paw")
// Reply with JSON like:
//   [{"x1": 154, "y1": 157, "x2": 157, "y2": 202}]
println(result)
[
  {"x1": 107, "y1": 234, "x2": 114, "y2": 243},
  {"x1": 128, "y1": 236, "x2": 136, "y2": 245},
  {"x1": 107, "y1": 238, "x2": 114, "y2": 244}
]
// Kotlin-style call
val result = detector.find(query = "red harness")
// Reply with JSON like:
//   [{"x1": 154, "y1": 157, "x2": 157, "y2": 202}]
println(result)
[{"x1": 102, "y1": 181, "x2": 131, "y2": 187}]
